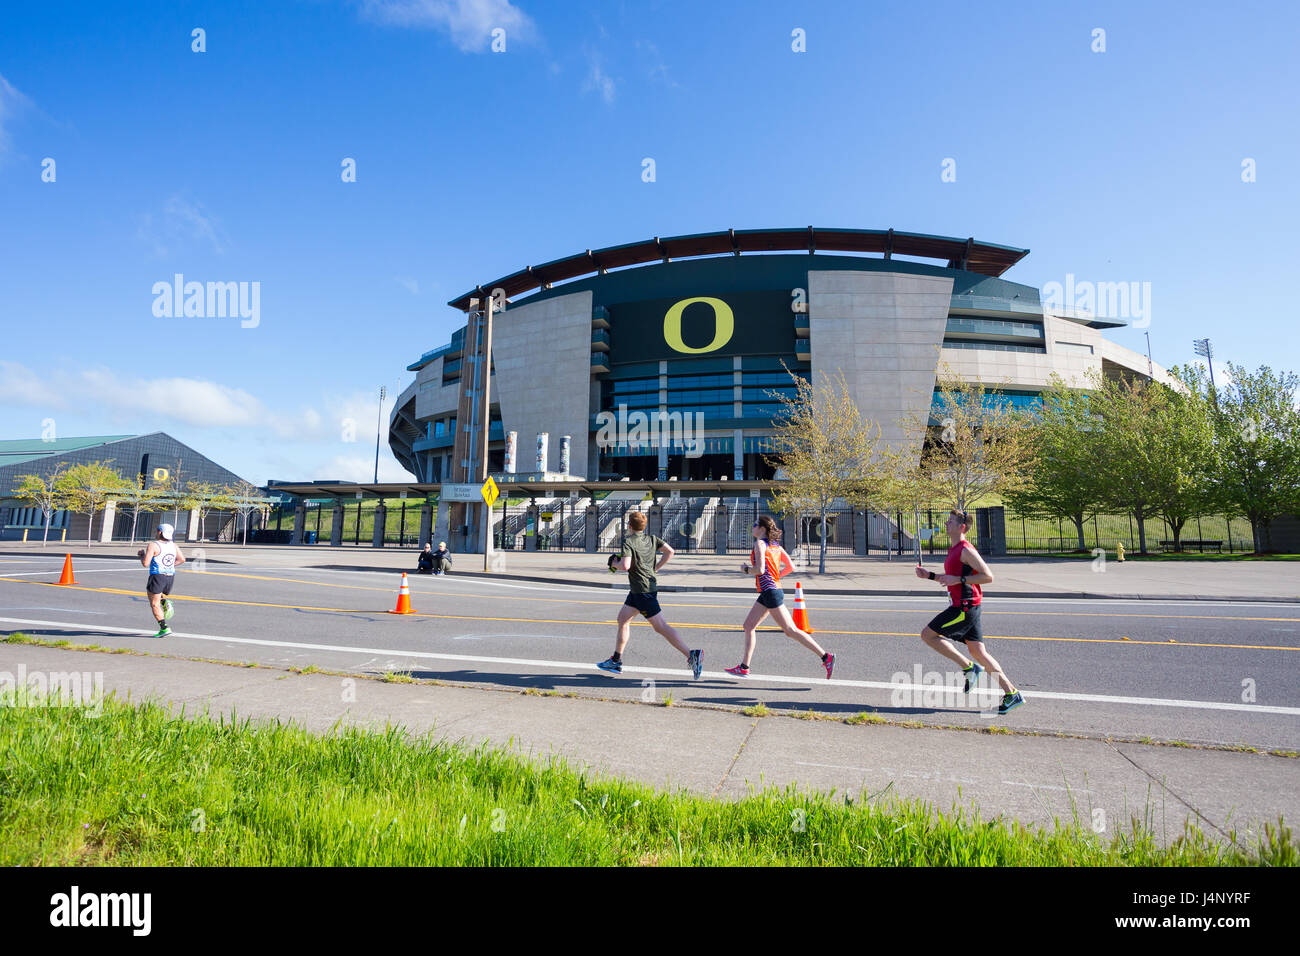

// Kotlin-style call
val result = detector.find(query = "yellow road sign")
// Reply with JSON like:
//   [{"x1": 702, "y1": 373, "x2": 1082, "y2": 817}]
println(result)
[{"x1": 481, "y1": 476, "x2": 500, "y2": 507}]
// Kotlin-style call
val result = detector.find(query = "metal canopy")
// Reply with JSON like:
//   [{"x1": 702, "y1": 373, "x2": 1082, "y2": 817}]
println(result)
[
  {"x1": 447, "y1": 227, "x2": 1030, "y2": 311},
  {"x1": 267, "y1": 480, "x2": 775, "y2": 500}
]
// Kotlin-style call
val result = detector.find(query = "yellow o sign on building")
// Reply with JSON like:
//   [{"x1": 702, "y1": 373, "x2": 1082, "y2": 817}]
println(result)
[
  {"x1": 153, "y1": 468, "x2": 169, "y2": 482},
  {"x1": 663, "y1": 297, "x2": 734, "y2": 354}
]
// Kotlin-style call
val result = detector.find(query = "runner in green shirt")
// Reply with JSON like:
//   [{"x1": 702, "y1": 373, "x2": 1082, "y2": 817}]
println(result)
[{"x1": 597, "y1": 510, "x2": 703, "y2": 679}]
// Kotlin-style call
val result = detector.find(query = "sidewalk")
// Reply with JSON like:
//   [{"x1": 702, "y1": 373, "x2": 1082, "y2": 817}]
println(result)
[
  {"x1": 3, "y1": 542, "x2": 1297, "y2": 602},
  {"x1": 2, "y1": 642, "x2": 1293, "y2": 844}
]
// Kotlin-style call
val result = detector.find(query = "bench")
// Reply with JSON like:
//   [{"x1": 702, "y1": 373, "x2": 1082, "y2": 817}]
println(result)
[{"x1": 1159, "y1": 540, "x2": 1223, "y2": 553}]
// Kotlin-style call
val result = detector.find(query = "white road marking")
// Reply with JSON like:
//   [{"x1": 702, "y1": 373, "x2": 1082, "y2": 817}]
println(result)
[{"x1": 1, "y1": 615, "x2": 1298, "y2": 718}]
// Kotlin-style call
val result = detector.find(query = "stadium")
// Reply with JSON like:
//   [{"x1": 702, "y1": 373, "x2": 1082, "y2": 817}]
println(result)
[{"x1": 389, "y1": 226, "x2": 1170, "y2": 487}]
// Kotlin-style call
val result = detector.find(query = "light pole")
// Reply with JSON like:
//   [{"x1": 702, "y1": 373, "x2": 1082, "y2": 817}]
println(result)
[
  {"x1": 1192, "y1": 338, "x2": 1216, "y2": 398},
  {"x1": 1143, "y1": 330, "x2": 1153, "y2": 379},
  {"x1": 373, "y1": 385, "x2": 387, "y2": 483}
]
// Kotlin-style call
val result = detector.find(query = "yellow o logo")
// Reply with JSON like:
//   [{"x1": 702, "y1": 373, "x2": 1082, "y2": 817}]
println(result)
[
  {"x1": 153, "y1": 468, "x2": 169, "y2": 482},
  {"x1": 664, "y1": 297, "x2": 734, "y2": 354}
]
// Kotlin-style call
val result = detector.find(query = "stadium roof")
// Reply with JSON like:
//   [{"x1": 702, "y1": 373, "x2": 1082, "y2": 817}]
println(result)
[
  {"x1": 448, "y1": 227, "x2": 1030, "y2": 311},
  {"x1": 0, "y1": 435, "x2": 136, "y2": 468}
]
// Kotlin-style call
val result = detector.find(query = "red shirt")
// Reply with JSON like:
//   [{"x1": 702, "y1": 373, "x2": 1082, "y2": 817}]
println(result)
[{"x1": 944, "y1": 540, "x2": 982, "y2": 607}]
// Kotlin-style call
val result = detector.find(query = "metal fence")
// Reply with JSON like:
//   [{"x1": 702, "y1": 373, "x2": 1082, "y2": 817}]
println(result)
[{"x1": 1002, "y1": 511, "x2": 1255, "y2": 554}]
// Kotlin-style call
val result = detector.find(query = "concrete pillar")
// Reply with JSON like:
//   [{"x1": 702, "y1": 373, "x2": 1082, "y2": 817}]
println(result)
[
  {"x1": 733, "y1": 429, "x2": 744, "y2": 480},
  {"x1": 524, "y1": 504, "x2": 539, "y2": 551},
  {"x1": 99, "y1": 500, "x2": 116, "y2": 543},
  {"x1": 977, "y1": 505, "x2": 1007, "y2": 557},
  {"x1": 584, "y1": 504, "x2": 599, "y2": 552},
  {"x1": 372, "y1": 502, "x2": 386, "y2": 548},
  {"x1": 189, "y1": 506, "x2": 203, "y2": 542},
  {"x1": 330, "y1": 502, "x2": 344, "y2": 546},
  {"x1": 290, "y1": 500, "x2": 307, "y2": 545},
  {"x1": 647, "y1": 502, "x2": 663, "y2": 538},
  {"x1": 853, "y1": 508, "x2": 868, "y2": 556},
  {"x1": 714, "y1": 503, "x2": 729, "y2": 554},
  {"x1": 781, "y1": 514, "x2": 798, "y2": 551},
  {"x1": 419, "y1": 502, "x2": 433, "y2": 547},
  {"x1": 432, "y1": 497, "x2": 450, "y2": 551}
]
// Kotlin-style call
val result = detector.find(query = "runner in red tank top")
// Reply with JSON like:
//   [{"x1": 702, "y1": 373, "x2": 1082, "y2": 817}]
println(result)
[{"x1": 913, "y1": 509, "x2": 1023, "y2": 715}]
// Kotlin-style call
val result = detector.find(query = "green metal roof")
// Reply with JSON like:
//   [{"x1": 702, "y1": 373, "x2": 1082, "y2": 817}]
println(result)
[{"x1": 0, "y1": 435, "x2": 136, "y2": 467}]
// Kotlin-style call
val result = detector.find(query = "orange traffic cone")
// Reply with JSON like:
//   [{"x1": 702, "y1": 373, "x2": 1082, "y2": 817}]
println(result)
[
  {"x1": 56, "y1": 554, "x2": 77, "y2": 586},
  {"x1": 388, "y1": 572, "x2": 416, "y2": 614},
  {"x1": 791, "y1": 581, "x2": 813, "y2": 633}
]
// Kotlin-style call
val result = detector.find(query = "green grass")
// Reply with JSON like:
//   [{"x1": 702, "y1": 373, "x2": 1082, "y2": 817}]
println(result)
[
  {"x1": 1, "y1": 695, "x2": 1294, "y2": 866},
  {"x1": 0, "y1": 695, "x2": 1295, "y2": 866}
]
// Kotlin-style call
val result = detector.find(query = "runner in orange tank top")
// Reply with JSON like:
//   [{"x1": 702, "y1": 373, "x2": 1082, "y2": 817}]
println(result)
[{"x1": 726, "y1": 515, "x2": 835, "y2": 679}]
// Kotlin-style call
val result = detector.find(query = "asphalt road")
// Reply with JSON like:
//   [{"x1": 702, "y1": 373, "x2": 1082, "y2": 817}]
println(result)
[{"x1": 2, "y1": 554, "x2": 1298, "y2": 751}]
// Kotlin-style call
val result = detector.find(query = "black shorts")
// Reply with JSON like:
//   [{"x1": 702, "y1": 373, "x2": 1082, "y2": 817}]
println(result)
[
  {"x1": 624, "y1": 591, "x2": 663, "y2": 619},
  {"x1": 146, "y1": 574, "x2": 175, "y2": 596},
  {"x1": 926, "y1": 603, "x2": 982, "y2": 643},
  {"x1": 757, "y1": 588, "x2": 784, "y2": 610}
]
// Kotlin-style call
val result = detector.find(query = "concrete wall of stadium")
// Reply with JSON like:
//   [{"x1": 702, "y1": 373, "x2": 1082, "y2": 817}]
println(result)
[{"x1": 389, "y1": 254, "x2": 1168, "y2": 483}]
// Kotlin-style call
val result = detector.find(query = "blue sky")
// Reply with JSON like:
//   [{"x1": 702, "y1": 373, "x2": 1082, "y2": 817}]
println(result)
[{"x1": 1, "y1": 0, "x2": 1296, "y2": 484}]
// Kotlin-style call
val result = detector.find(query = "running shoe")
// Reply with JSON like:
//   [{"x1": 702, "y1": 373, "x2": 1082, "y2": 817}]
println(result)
[
  {"x1": 725, "y1": 664, "x2": 749, "y2": 678},
  {"x1": 596, "y1": 657, "x2": 622, "y2": 675},
  {"x1": 153, "y1": 624, "x2": 171, "y2": 638},
  {"x1": 162, "y1": 599, "x2": 175, "y2": 620},
  {"x1": 822, "y1": 652, "x2": 835, "y2": 680},
  {"x1": 963, "y1": 661, "x2": 983, "y2": 693},
  {"x1": 997, "y1": 691, "x2": 1025, "y2": 715},
  {"x1": 687, "y1": 649, "x2": 703, "y2": 680}
]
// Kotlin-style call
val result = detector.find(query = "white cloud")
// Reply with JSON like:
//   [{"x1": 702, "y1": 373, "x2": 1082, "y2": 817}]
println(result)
[
  {"x1": 361, "y1": 0, "x2": 536, "y2": 53},
  {"x1": 582, "y1": 53, "x2": 615, "y2": 105},
  {"x1": 311, "y1": 453, "x2": 411, "y2": 483},
  {"x1": 395, "y1": 275, "x2": 420, "y2": 294},
  {"x1": 636, "y1": 40, "x2": 678, "y2": 89},
  {"x1": 0, "y1": 360, "x2": 63, "y2": 407},
  {"x1": 0, "y1": 72, "x2": 32, "y2": 156},
  {"x1": 137, "y1": 195, "x2": 227, "y2": 258},
  {"x1": 0, "y1": 362, "x2": 417, "y2": 482}
]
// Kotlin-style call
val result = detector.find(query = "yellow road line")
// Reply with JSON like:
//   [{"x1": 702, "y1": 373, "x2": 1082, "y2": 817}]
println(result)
[
  {"x1": 2, "y1": 576, "x2": 1296, "y2": 652},
  {"x1": 191, "y1": 570, "x2": 1300, "y2": 624}
]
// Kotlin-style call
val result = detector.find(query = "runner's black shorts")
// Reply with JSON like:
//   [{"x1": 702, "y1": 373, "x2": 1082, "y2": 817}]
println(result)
[
  {"x1": 926, "y1": 603, "x2": 982, "y2": 642},
  {"x1": 624, "y1": 591, "x2": 662, "y2": 619},
  {"x1": 757, "y1": 588, "x2": 784, "y2": 609},
  {"x1": 146, "y1": 574, "x2": 175, "y2": 595}
]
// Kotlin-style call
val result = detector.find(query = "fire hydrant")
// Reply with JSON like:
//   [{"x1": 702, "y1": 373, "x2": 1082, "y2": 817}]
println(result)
[{"x1": 1117, "y1": 541, "x2": 1126, "y2": 563}]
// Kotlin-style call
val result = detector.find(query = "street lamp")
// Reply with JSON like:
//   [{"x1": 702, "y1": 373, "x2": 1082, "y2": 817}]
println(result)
[
  {"x1": 1192, "y1": 338, "x2": 1216, "y2": 396},
  {"x1": 374, "y1": 385, "x2": 387, "y2": 483}
]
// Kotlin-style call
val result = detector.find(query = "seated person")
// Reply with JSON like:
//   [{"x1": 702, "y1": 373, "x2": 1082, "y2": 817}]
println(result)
[
  {"x1": 416, "y1": 543, "x2": 435, "y2": 574},
  {"x1": 432, "y1": 541, "x2": 452, "y2": 576}
]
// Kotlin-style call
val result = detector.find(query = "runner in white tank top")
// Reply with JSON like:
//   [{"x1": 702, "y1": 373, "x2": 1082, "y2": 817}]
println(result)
[{"x1": 139, "y1": 522, "x2": 186, "y2": 637}]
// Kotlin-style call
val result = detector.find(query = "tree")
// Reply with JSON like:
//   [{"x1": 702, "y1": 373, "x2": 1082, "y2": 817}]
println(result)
[
  {"x1": 12, "y1": 462, "x2": 71, "y2": 547},
  {"x1": 900, "y1": 366, "x2": 1037, "y2": 515},
  {"x1": 1088, "y1": 370, "x2": 1216, "y2": 553},
  {"x1": 764, "y1": 367, "x2": 886, "y2": 573},
  {"x1": 1004, "y1": 375, "x2": 1107, "y2": 551},
  {"x1": 116, "y1": 473, "x2": 166, "y2": 544},
  {"x1": 187, "y1": 481, "x2": 230, "y2": 542},
  {"x1": 226, "y1": 479, "x2": 266, "y2": 546},
  {"x1": 1211, "y1": 363, "x2": 1300, "y2": 552},
  {"x1": 1148, "y1": 366, "x2": 1220, "y2": 550},
  {"x1": 59, "y1": 461, "x2": 126, "y2": 547}
]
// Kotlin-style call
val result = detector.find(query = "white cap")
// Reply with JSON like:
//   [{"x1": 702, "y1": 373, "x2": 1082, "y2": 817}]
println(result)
[{"x1": 159, "y1": 523, "x2": 174, "y2": 541}]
